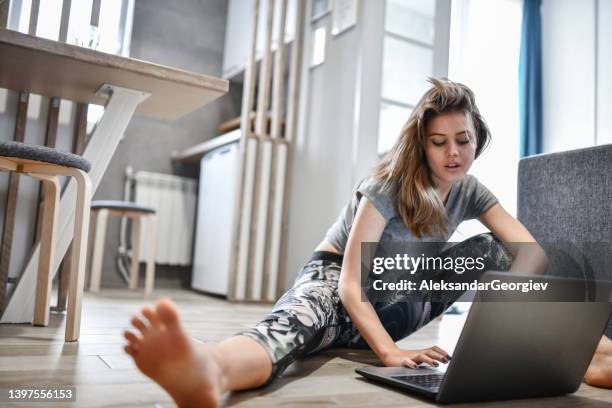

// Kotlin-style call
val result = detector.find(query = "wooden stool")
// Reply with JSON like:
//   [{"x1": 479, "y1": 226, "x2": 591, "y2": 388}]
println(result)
[
  {"x1": 0, "y1": 141, "x2": 91, "y2": 342},
  {"x1": 88, "y1": 201, "x2": 157, "y2": 296}
]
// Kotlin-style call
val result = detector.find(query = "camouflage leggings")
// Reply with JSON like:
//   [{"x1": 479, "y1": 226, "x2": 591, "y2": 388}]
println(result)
[{"x1": 237, "y1": 233, "x2": 513, "y2": 386}]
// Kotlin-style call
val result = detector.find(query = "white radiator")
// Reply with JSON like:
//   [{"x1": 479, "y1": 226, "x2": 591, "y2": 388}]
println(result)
[{"x1": 133, "y1": 171, "x2": 197, "y2": 266}]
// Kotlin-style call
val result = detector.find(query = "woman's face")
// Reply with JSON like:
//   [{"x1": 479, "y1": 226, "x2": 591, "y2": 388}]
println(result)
[{"x1": 423, "y1": 111, "x2": 477, "y2": 188}]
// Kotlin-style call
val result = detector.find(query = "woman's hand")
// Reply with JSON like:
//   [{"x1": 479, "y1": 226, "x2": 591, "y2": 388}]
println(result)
[{"x1": 380, "y1": 346, "x2": 451, "y2": 369}]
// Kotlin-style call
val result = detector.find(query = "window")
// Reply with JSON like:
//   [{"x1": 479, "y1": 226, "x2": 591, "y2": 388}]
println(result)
[
  {"x1": 378, "y1": 102, "x2": 411, "y2": 154},
  {"x1": 7, "y1": 0, "x2": 135, "y2": 129},
  {"x1": 310, "y1": 26, "x2": 327, "y2": 67},
  {"x1": 8, "y1": 0, "x2": 134, "y2": 55},
  {"x1": 378, "y1": 0, "x2": 437, "y2": 155},
  {"x1": 382, "y1": 37, "x2": 433, "y2": 105},
  {"x1": 447, "y1": 0, "x2": 522, "y2": 240},
  {"x1": 36, "y1": 0, "x2": 63, "y2": 40},
  {"x1": 385, "y1": 0, "x2": 435, "y2": 45}
]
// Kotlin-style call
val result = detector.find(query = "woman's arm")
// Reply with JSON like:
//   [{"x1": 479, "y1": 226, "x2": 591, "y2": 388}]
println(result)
[
  {"x1": 338, "y1": 197, "x2": 450, "y2": 368},
  {"x1": 478, "y1": 203, "x2": 548, "y2": 274}
]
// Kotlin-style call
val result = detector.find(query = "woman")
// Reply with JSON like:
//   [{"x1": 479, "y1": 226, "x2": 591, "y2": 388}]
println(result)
[{"x1": 123, "y1": 78, "x2": 572, "y2": 408}]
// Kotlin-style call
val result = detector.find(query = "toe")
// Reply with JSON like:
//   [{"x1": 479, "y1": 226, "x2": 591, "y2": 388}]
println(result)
[
  {"x1": 124, "y1": 329, "x2": 142, "y2": 346},
  {"x1": 585, "y1": 367, "x2": 604, "y2": 386},
  {"x1": 585, "y1": 353, "x2": 612, "y2": 388},
  {"x1": 131, "y1": 316, "x2": 149, "y2": 335},
  {"x1": 124, "y1": 345, "x2": 137, "y2": 356},
  {"x1": 156, "y1": 298, "x2": 180, "y2": 328},
  {"x1": 142, "y1": 306, "x2": 163, "y2": 329}
]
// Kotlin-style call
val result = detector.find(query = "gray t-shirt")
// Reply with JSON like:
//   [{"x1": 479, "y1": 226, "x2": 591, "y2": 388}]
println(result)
[{"x1": 324, "y1": 174, "x2": 499, "y2": 253}]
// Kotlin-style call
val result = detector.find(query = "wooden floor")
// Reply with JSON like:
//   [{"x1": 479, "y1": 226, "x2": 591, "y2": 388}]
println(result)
[{"x1": 0, "y1": 288, "x2": 611, "y2": 407}]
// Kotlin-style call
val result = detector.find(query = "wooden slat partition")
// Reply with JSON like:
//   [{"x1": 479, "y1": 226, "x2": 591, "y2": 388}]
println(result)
[
  {"x1": 228, "y1": 0, "x2": 260, "y2": 301},
  {"x1": 276, "y1": 0, "x2": 306, "y2": 299},
  {"x1": 228, "y1": 0, "x2": 305, "y2": 302},
  {"x1": 247, "y1": 0, "x2": 275, "y2": 300},
  {"x1": 285, "y1": 0, "x2": 305, "y2": 146},
  {"x1": 270, "y1": 0, "x2": 287, "y2": 142},
  {"x1": 263, "y1": 0, "x2": 288, "y2": 301},
  {"x1": 0, "y1": 92, "x2": 29, "y2": 312}
]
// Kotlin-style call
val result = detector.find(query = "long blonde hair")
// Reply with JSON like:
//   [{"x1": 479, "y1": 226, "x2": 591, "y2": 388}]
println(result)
[{"x1": 371, "y1": 78, "x2": 490, "y2": 238}]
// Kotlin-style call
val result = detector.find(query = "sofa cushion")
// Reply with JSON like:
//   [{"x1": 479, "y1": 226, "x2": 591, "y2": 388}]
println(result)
[{"x1": 517, "y1": 144, "x2": 612, "y2": 337}]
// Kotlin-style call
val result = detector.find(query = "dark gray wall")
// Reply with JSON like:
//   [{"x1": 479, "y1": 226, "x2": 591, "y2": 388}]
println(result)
[{"x1": 94, "y1": 0, "x2": 240, "y2": 288}]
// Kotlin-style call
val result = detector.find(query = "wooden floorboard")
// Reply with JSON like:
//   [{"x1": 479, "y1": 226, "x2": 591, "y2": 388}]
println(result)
[{"x1": 0, "y1": 288, "x2": 610, "y2": 407}]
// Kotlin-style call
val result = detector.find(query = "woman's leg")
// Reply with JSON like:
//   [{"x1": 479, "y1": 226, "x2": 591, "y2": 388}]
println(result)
[
  {"x1": 125, "y1": 299, "x2": 271, "y2": 408},
  {"x1": 123, "y1": 256, "x2": 345, "y2": 407},
  {"x1": 214, "y1": 335, "x2": 274, "y2": 390},
  {"x1": 336, "y1": 233, "x2": 513, "y2": 348},
  {"x1": 235, "y1": 257, "x2": 345, "y2": 385}
]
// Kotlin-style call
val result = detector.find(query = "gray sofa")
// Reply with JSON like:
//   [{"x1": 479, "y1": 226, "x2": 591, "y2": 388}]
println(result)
[{"x1": 517, "y1": 143, "x2": 612, "y2": 338}]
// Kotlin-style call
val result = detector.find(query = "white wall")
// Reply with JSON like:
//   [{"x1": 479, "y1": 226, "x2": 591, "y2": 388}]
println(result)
[
  {"x1": 284, "y1": 1, "x2": 384, "y2": 289},
  {"x1": 541, "y1": 0, "x2": 612, "y2": 151}
]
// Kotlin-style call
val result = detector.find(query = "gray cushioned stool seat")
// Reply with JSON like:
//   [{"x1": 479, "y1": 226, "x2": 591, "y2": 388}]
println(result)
[
  {"x1": 91, "y1": 200, "x2": 156, "y2": 214},
  {"x1": 0, "y1": 140, "x2": 91, "y2": 172}
]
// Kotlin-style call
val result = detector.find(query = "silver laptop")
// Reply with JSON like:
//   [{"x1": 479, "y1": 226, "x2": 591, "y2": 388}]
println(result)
[{"x1": 355, "y1": 271, "x2": 612, "y2": 403}]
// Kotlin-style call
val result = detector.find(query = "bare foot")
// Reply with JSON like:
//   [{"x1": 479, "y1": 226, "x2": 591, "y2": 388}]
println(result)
[
  {"x1": 124, "y1": 298, "x2": 225, "y2": 407},
  {"x1": 584, "y1": 336, "x2": 612, "y2": 389},
  {"x1": 594, "y1": 334, "x2": 612, "y2": 354}
]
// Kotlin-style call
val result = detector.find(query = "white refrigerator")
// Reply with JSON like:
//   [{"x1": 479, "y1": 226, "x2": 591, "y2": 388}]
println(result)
[{"x1": 191, "y1": 136, "x2": 239, "y2": 296}]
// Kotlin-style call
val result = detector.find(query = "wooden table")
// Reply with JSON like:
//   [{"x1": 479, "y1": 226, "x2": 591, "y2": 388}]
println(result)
[
  {"x1": 0, "y1": 28, "x2": 228, "y2": 333},
  {"x1": 0, "y1": 28, "x2": 227, "y2": 120}
]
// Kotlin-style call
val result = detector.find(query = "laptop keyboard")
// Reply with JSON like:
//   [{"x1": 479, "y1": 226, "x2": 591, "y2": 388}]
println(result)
[{"x1": 392, "y1": 374, "x2": 444, "y2": 389}]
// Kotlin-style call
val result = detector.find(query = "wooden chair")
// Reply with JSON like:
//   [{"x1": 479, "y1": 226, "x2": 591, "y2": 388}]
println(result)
[
  {"x1": 88, "y1": 201, "x2": 157, "y2": 296},
  {"x1": 0, "y1": 140, "x2": 91, "y2": 342}
]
